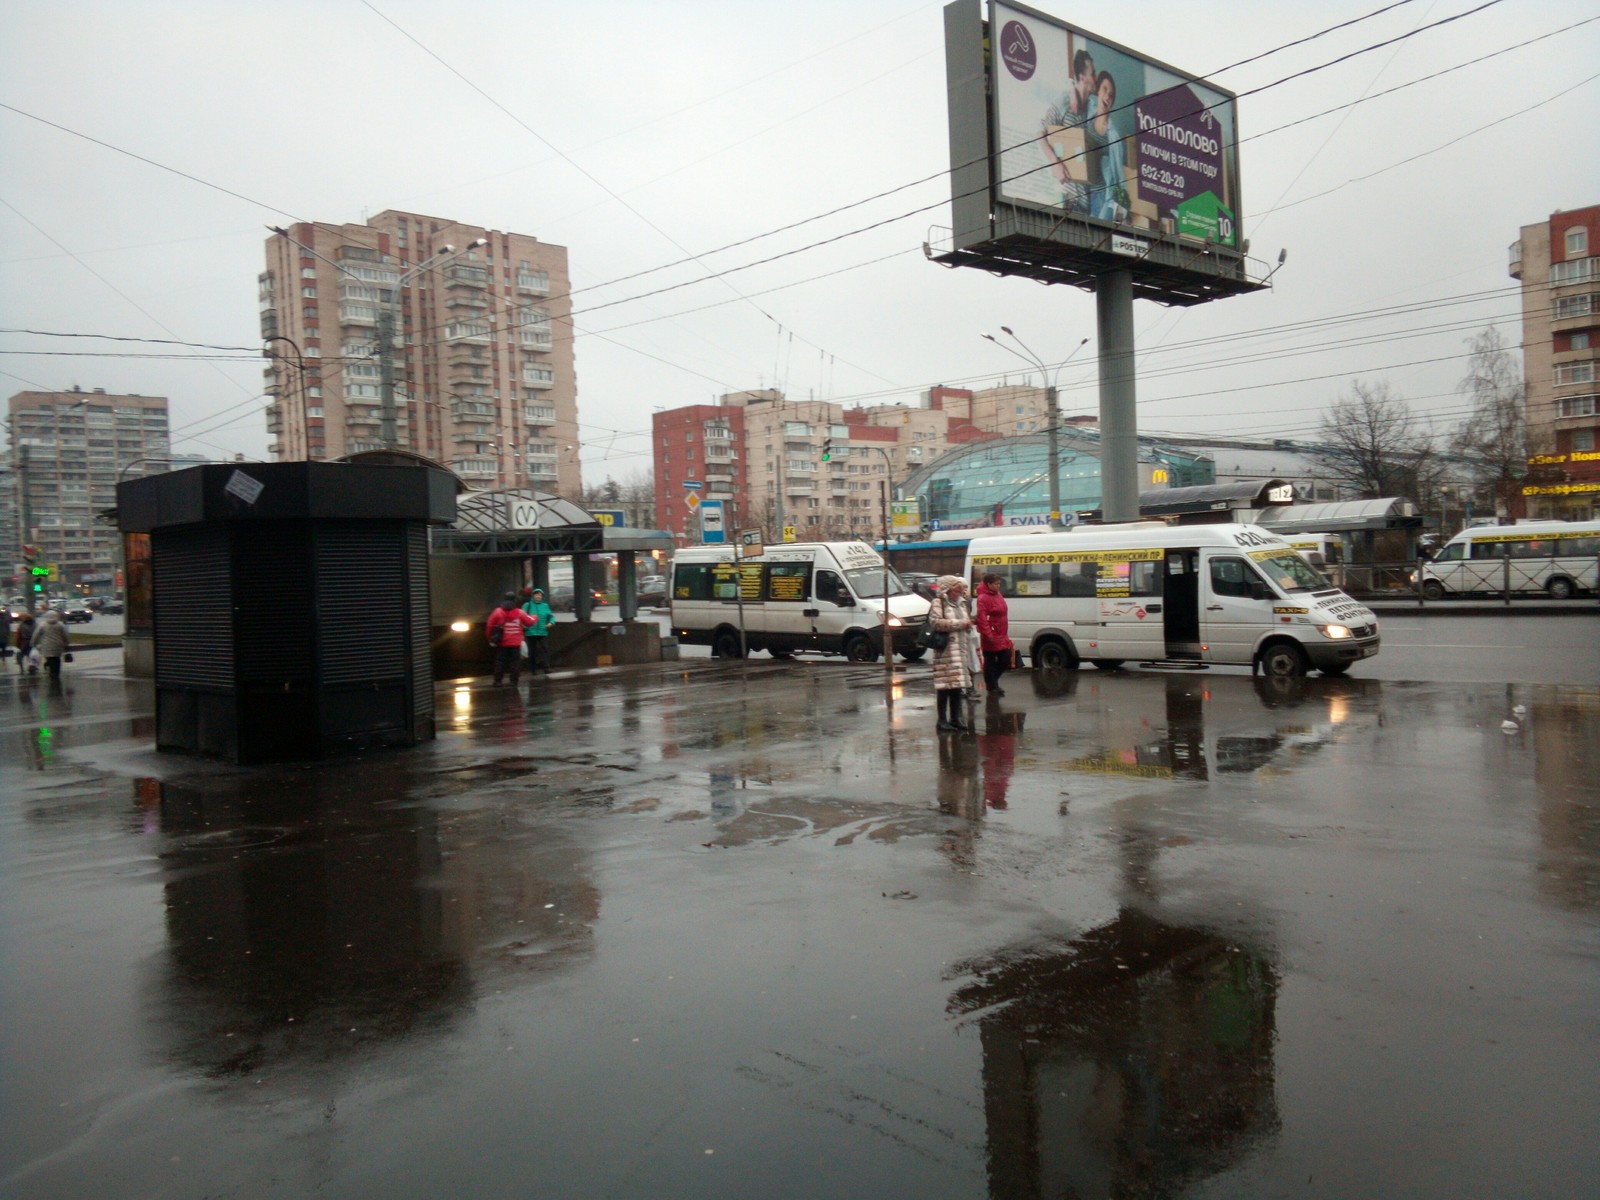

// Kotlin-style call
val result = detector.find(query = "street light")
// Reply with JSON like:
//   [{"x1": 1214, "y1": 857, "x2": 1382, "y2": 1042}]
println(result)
[
  {"x1": 982, "y1": 329, "x2": 1090, "y2": 529},
  {"x1": 267, "y1": 227, "x2": 488, "y2": 451},
  {"x1": 378, "y1": 239, "x2": 487, "y2": 449},
  {"x1": 262, "y1": 334, "x2": 307, "y2": 460}
]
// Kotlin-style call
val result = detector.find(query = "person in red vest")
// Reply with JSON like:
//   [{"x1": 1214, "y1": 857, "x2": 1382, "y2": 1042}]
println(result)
[{"x1": 486, "y1": 592, "x2": 536, "y2": 686}]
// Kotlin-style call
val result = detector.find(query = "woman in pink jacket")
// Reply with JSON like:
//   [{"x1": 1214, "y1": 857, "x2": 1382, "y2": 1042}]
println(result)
[{"x1": 974, "y1": 573, "x2": 1015, "y2": 697}]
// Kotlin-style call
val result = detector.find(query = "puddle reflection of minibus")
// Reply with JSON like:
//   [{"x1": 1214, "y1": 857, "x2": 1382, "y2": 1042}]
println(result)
[
  {"x1": 968, "y1": 524, "x2": 1380, "y2": 677},
  {"x1": 672, "y1": 541, "x2": 929, "y2": 661},
  {"x1": 1416, "y1": 519, "x2": 1600, "y2": 599}
]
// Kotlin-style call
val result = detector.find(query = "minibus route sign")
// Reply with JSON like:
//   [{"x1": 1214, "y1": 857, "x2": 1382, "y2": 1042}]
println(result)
[{"x1": 972, "y1": 547, "x2": 1164, "y2": 566}]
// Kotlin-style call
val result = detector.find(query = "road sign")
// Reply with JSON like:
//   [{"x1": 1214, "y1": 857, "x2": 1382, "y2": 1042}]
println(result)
[
  {"x1": 782, "y1": 525, "x2": 797, "y2": 543},
  {"x1": 682, "y1": 480, "x2": 704, "y2": 490},
  {"x1": 685, "y1": 492, "x2": 701, "y2": 512},
  {"x1": 890, "y1": 500, "x2": 921, "y2": 530},
  {"x1": 739, "y1": 528, "x2": 764, "y2": 558},
  {"x1": 700, "y1": 499, "x2": 726, "y2": 544}
]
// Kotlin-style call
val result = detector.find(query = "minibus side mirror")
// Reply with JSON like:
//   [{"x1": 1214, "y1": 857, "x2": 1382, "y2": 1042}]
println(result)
[
  {"x1": 1250, "y1": 581, "x2": 1273, "y2": 601},
  {"x1": 834, "y1": 594, "x2": 854, "y2": 607}
]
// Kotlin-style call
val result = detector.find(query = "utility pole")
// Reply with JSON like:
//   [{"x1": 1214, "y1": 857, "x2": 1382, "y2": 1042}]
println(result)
[
  {"x1": 378, "y1": 304, "x2": 400, "y2": 450},
  {"x1": 982, "y1": 330, "x2": 1090, "y2": 529}
]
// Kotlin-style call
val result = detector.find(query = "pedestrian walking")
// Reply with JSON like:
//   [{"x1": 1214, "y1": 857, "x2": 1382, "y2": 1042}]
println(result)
[
  {"x1": 929, "y1": 575, "x2": 976, "y2": 733},
  {"x1": 521, "y1": 586, "x2": 554, "y2": 674},
  {"x1": 15, "y1": 612, "x2": 37, "y2": 673},
  {"x1": 32, "y1": 609, "x2": 71, "y2": 679},
  {"x1": 486, "y1": 593, "x2": 536, "y2": 686},
  {"x1": 974, "y1": 573, "x2": 1015, "y2": 698}
]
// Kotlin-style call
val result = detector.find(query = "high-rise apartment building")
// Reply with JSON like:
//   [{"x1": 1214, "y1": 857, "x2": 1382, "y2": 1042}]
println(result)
[
  {"x1": 1511, "y1": 203, "x2": 1600, "y2": 520},
  {"x1": 261, "y1": 210, "x2": 581, "y2": 496},
  {"x1": 6, "y1": 388, "x2": 170, "y2": 590}
]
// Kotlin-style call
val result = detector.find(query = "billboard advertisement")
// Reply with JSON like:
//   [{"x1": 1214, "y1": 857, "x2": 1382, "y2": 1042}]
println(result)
[{"x1": 988, "y1": 1, "x2": 1241, "y2": 249}]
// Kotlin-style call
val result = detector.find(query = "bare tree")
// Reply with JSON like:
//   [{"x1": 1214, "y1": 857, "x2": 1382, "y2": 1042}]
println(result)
[
  {"x1": 1312, "y1": 380, "x2": 1437, "y2": 500},
  {"x1": 1456, "y1": 326, "x2": 1525, "y2": 513},
  {"x1": 615, "y1": 467, "x2": 655, "y2": 529}
]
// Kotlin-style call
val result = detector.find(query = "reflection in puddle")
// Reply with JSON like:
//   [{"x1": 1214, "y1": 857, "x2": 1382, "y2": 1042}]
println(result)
[{"x1": 949, "y1": 909, "x2": 1279, "y2": 1199}]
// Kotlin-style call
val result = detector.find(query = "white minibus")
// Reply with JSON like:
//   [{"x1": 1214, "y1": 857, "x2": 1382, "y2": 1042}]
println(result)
[
  {"x1": 672, "y1": 541, "x2": 931, "y2": 662},
  {"x1": 1417, "y1": 519, "x2": 1600, "y2": 599},
  {"x1": 967, "y1": 523, "x2": 1380, "y2": 677}
]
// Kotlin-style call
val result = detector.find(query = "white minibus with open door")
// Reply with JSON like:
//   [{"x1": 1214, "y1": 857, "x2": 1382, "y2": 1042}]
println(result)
[
  {"x1": 671, "y1": 541, "x2": 930, "y2": 662},
  {"x1": 967, "y1": 523, "x2": 1380, "y2": 677}
]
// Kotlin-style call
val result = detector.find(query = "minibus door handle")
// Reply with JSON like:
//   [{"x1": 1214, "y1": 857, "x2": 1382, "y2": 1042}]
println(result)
[
  {"x1": 803, "y1": 608, "x2": 820, "y2": 618},
  {"x1": 1206, "y1": 603, "x2": 1224, "y2": 611}
]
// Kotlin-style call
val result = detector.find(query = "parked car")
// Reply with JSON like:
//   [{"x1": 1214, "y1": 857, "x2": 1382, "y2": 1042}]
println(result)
[
  {"x1": 547, "y1": 585, "x2": 605, "y2": 613},
  {"x1": 901, "y1": 572, "x2": 940, "y2": 602},
  {"x1": 63, "y1": 600, "x2": 95, "y2": 624},
  {"x1": 98, "y1": 597, "x2": 124, "y2": 614},
  {"x1": 636, "y1": 576, "x2": 668, "y2": 606}
]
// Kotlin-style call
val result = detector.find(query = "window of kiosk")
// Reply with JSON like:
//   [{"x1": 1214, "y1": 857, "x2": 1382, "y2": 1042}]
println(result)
[{"x1": 766, "y1": 563, "x2": 810, "y2": 602}]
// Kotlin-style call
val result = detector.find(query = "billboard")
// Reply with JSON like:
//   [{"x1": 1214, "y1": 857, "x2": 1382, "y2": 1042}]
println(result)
[
  {"x1": 989, "y1": 1, "x2": 1240, "y2": 248},
  {"x1": 938, "y1": 0, "x2": 1259, "y2": 305}
]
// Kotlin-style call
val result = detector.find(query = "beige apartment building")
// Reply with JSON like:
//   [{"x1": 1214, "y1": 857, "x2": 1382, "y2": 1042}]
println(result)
[
  {"x1": 653, "y1": 384, "x2": 1034, "y2": 544},
  {"x1": 261, "y1": 210, "x2": 581, "y2": 496},
  {"x1": 1511, "y1": 203, "x2": 1600, "y2": 519},
  {"x1": 7, "y1": 388, "x2": 169, "y2": 590}
]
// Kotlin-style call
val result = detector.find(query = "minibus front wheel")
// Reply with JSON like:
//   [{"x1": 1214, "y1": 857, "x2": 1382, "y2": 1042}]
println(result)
[
  {"x1": 1546, "y1": 577, "x2": 1576, "y2": 600},
  {"x1": 1258, "y1": 640, "x2": 1309, "y2": 678},
  {"x1": 1421, "y1": 580, "x2": 1446, "y2": 601},
  {"x1": 843, "y1": 633, "x2": 880, "y2": 663}
]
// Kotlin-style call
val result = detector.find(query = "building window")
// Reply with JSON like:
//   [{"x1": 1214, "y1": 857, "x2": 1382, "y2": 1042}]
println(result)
[
  {"x1": 1574, "y1": 333, "x2": 1591, "y2": 351},
  {"x1": 1573, "y1": 429, "x2": 1595, "y2": 452},
  {"x1": 1555, "y1": 362, "x2": 1596, "y2": 386},
  {"x1": 1555, "y1": 293, "x2": 1598, "y2": 320},
  {"x1": 1567, "y1": 227, "x2": 1589, "y2": 258},
  {"x1": 1550, "y1": 258, "x2": 1598, "y2": 286},
  {"x1": 1557, "y1": 394, "x2": 1598, "y2": 418}
]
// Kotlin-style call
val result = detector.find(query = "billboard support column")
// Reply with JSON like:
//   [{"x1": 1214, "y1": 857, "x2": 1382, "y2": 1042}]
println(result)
[{"x1": 1097, "y1": 269, "x2": 1139, "y2": 523}]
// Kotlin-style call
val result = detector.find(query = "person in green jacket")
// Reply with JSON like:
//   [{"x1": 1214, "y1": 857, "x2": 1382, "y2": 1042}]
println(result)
[{"x1": 521, "y1": 586, "x2": 554, "y2": 674}]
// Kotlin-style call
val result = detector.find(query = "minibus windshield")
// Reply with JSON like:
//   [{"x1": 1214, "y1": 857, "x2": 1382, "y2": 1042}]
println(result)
[
  {"x1": 844, "y1": 566, "x2": 909, "y2": 599},
  {"x1": 1256, "y1": 552, "x2": 1328, "y2": 593}
]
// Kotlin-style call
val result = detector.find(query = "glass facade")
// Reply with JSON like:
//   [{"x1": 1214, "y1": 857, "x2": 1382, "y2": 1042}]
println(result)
[{"x1": 902, "y1": 435, "x2": 1212, "y2": 527}]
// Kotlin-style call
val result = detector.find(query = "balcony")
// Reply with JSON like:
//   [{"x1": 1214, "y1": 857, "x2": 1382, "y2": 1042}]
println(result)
[
  {"x1": 446, "y1": 291, "x2": 489, "y2": 310},
  {"x1": 338, "y1": 303, "x2": 378, "y2": 328},
  {"x1": 516, "y1": 270, "x2": 550, "y2": 295},
  {"x1": 346, "y1": 414, "x2": 381, "y2": 429},
  {"x1": 520, "y1": 327, "x2": 553, "y2": 351},
  {"x1": 445, "y1": 321, "x2": 491, "y2": 344},
  {"x1": 1508, "y1": 240, "x2": 1522, "y2": 280},
  {"x1": 526, "y1": 464, "x2": 560, "y2": 482},
  {"x1": 784, "y1": 482, "x2": 814, "y2": 495},
  {"x1": 522, "y1": 366, "x2": 555, "y2": 388},
  {"x1": 444, "y1": 264, "x2": 490, "y2": 289},
  {"x1": 451, "y1": 458, "x2": 499, "y2": 478},
  {"x1": 706, "y1": 472, "x2": 734, "y2": 485},
  {"x1": 524, "y1": 405, "x2": 556, "y2": 425}
]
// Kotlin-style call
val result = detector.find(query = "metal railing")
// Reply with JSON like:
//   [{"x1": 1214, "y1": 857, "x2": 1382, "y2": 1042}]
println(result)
[{"x1": 1325, "y1": 557, "x2": 1600, "y2": 605}]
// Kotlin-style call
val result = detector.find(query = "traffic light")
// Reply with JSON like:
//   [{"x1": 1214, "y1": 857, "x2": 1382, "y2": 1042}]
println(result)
[
  {"x1": 821, "y1": 436, "x2": 833, "y2": 463},
  {"x1": 30, "y1": 565, "x2": 49, "y2": 595}
]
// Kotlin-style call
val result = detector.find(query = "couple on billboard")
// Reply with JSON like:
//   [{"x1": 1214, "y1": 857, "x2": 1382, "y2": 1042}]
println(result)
[{"x1": 1038, "y1": 45, "x2": 1127, "y2": 224}]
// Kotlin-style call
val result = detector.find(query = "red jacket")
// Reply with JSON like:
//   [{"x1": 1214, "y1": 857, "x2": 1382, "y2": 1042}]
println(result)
[
  {"x1": 487, "y1": 605, "x2": 536, "y2": 648},
  {"x1": 974, "y1": 583, "x2": 1012, "y2": 652}
]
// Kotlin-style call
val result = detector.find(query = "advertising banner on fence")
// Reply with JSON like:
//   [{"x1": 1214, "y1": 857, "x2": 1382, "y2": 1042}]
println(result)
[{"x1": 990, "y1": 1, "x2": 1240, "y2": 248}]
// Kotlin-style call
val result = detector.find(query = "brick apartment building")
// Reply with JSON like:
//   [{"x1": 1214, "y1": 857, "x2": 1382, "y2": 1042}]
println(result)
[
  {"x1": 261, "y1": 210, "x2": 580, "y2": 496},
  {"x1": 6, "y1": 388, "x2": 170, "y2": 591},
  {"x1": 1511, "y1": 203, "x2": 1600, "y2": 520}
]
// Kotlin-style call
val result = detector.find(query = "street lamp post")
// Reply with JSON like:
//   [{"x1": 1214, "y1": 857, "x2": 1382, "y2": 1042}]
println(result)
[
  {"x1": 262, "y1": 334, "x2": 306, "y2": 460},
  {"x1": 378, "y1": 239, "x2": 487, "y2": 450},
  {"x1": 982, "y1": 329, "x2": 1090, "y2": 529}
]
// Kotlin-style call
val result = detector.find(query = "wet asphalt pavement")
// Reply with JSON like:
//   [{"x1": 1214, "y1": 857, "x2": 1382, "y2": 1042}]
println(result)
[{"x1": 1, "y1": 647, "x2": 1597, "y2": 1198}]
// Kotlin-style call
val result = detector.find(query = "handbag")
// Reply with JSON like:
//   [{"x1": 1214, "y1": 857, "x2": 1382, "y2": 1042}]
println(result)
[
  {"x1": 488, "y1": 619, "x2": 504, "y2": 647},
  {"x1": 917, "y1": 623, "x2": 949, "y2": 652}
]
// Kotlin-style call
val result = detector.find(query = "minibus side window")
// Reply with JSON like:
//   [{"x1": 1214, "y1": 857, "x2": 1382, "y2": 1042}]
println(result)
[
  {"x1": 1059, "y1": 563, "x2": 1097, "y2": 597},
  {"x1": 1470, "y1": 540, "x2": 1505, "y2": 560},
  {"x1": 675, "y1": 563, "x2": 715, "y2": 601},
  {"x1": 1210, "y1": 556, "x2": 1265, "y2": 598},
  {"x1": 1508, "y1": 539, "x2": 1545, "y2": 559},
  {"x1": 1129, "y1": 560, "x2": 1162, "y2": 597},
  {"x1": 994, "y1": 561, "x2": 1053, "y2": 597},
  {"x1": 766, "y1": 563, "x2": 810, "y2": 601},
  {"x1": 1566, "y1": 535, "x2": 1600, "y2": 555},
  {"x1": 1436, "y1": 542, "x2": 1465, "y2": 562},
  {"x1": 815, "y1": 569, "x2": 849, "y2": 605}
]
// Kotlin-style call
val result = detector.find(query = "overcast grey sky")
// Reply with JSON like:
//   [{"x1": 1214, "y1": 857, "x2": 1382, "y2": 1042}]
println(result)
[{"x1": 2, "y1": 0, "x2": 1596, "y2": 481}]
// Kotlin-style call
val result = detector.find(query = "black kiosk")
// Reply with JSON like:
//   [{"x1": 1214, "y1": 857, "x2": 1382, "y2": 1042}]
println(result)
[{"x1": 117, "y1": 462, "x2": 456, "y2": 763}]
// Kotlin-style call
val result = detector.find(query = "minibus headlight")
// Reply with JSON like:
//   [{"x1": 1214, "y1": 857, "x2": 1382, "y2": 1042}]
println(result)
[
  {"x1": 885, "y1": 615, "x2": 903, "y2": 628},
  {"x1": 449, "y1": 620, "x2": 471, "y2": 633},
  {"x1": 1316, "y1": 623, "x2": 1352, "y2": 639}
]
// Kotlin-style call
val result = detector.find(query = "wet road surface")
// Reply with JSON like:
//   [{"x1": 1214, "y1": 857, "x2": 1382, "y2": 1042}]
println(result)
[{"x1": 1, "y1": 657, "x2": 1597, "y2": 1198}]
